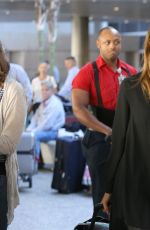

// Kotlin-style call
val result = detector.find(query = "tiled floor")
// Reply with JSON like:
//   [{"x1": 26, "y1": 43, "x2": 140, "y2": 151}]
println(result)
[{"x1": 8, "y1": 170, "x2": 93, "y2": 230}]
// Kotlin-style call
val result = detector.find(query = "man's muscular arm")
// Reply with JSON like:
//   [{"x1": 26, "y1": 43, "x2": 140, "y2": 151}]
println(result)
[{"x1": 72, "y1": 89, "x2": 112, "y2": 136}]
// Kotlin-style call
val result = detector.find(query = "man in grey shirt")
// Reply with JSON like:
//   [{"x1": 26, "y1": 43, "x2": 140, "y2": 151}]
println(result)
[{"x1": 58, "y1": 56, "x2": 79, "y2": 102}]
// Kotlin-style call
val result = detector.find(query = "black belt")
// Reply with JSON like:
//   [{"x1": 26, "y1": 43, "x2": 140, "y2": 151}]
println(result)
[{"x1": 0, "y1": 163, "x2": 6, "y2": 175}]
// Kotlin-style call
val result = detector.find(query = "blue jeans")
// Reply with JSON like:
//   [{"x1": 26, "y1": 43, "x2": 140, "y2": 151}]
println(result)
[
  {"x1": 0, "y1": 175, "x2": 8, "y2": 230},
  {"x1": 34, "y1": 130, "x2": 58, "y2": 158}
]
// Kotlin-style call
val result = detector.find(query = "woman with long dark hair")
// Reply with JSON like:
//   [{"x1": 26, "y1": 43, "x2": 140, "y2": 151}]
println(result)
[
  {"x1": 101, "y1": 30, "x2": 150, "y2": 230},
  {"x1": 0, "y1": 42, "x2": 27, "y2": 229}
]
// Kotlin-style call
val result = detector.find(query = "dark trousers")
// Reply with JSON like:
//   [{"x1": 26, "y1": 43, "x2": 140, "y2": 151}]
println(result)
[
  {"x1": 82, "y1": 130, "x2": 111, "y2": 216},
  {"x1": 0, "y1": 175, "x2": 8, "y2": 230}
]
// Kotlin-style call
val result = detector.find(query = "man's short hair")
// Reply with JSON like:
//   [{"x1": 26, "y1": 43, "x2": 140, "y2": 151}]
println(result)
[
  {"x1": 41, "y1": 80, "x2": 54, "y2": 89},
  {"x1": 65, "y1": 56, "x2": 76, "y2": 62},
  {"x1": 97, "y1": 26, "x2": 120, "y2": 38}
]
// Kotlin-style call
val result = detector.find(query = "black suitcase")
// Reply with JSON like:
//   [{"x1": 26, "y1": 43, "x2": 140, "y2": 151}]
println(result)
[
  {"x1": 74, "y1": 203, "x2": 109, "y2": 230},
  {"x1": 51, "y1": 136, "x2": 86, "y2": 193}
]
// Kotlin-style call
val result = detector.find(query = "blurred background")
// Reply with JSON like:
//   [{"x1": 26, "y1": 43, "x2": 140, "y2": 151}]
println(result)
[
  {"x1": 1, "y1": 1, "x2": 150, "y2": 229},
  {"x1": 0, "y1": 0, "x2": 149, "y2": 84}
]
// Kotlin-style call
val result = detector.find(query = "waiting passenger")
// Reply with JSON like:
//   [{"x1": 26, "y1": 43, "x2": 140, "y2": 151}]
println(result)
[{"x1": 26, "y1": 80, "x2": 65, "y2": 160}]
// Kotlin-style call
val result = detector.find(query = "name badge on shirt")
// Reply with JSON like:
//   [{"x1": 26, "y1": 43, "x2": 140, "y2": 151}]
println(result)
[{"x1": 116, "y1": 67, "x2": 126, "y2": 85}]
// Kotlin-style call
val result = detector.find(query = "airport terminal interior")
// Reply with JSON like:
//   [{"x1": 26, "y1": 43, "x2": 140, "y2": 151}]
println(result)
[{"x1": 0, "y1": 0, "x2": 150, "y2": 230}]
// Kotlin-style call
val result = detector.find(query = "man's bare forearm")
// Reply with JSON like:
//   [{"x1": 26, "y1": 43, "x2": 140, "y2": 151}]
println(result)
[{"x1": 73, "y1": 106, "x2": 112, "y2": 136}]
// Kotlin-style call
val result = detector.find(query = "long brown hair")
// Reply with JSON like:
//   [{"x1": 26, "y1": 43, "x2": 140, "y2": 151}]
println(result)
[
  {"x1": 0, "y1": 42, "x2": 10, "y2": 87},
  {"x1": 140, "y1": 29, "x2": 150, "y2": 100}
]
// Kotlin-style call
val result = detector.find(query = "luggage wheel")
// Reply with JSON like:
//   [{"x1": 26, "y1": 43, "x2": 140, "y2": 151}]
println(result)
[
  {"x1": 19, "y1": 174, "x2": 33, "y2": 188},
  {"x1": 28, "y1": 176, "x2": 32, "y2": 188}
]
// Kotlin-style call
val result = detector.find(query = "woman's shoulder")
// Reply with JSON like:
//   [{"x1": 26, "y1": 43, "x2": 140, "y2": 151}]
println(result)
[
  {"x1": 5, "y1": 78, "x2": 24, "y2": 93},
  {"x1": 31, "y1": 76, "x2": 39, "y2": 83}
]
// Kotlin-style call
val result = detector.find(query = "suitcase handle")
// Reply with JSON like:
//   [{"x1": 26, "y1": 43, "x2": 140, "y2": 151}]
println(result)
[{"x1": 89, "y1": 203, "x2": 109, "y2": 230}]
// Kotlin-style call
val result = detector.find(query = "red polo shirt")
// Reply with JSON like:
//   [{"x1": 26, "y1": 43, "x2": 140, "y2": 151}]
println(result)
[{"x1": 72, "y1": 56, "x2": 137, "y2": 110}]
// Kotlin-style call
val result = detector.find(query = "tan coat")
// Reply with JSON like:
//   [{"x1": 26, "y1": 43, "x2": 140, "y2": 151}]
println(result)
[{"x1": 0, "y1": 78, "x2": 27, "y2": 224}]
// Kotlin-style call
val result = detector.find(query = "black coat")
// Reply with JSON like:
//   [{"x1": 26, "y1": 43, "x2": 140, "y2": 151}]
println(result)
[{"x1": 106, "y1": 73, "x2": 150, "y2": 229}]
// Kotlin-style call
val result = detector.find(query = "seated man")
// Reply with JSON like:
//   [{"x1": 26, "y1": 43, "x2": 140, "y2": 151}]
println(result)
[{"x1": 26, "y1": 80, "x2": 65, "y2": 160}]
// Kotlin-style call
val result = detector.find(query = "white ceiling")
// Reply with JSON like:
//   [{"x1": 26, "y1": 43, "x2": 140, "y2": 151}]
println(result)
[{"x1": 0, "y1": 0, "x2": 150, "y2": 23}]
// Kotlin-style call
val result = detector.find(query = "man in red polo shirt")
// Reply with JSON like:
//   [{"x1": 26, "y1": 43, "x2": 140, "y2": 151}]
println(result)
[{"x1": 72, "y1": 26, "x2": 137, "y2": 213}]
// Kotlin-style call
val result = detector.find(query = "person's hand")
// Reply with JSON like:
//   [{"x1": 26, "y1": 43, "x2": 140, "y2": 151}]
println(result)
[
  {"x1": 105, "y1": 134, "x2": 112, "y2": 144},
  {"x1": 104, "y1": 127, "x2": 112, "y2": 144},
  {"x1": 101, "y1": 193, "x2": 111, "y2": 214},
  {"x1": 105, "y1": 127, "x2": 112, "y2": 136}
]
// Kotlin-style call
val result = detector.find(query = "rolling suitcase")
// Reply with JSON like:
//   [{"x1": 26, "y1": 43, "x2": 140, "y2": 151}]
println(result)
[
  {"x1": 17, "y1": 131, "x2": 37, "y2": 188},
  {"x1": 51, "y1": 136, "x2": 86, "y2": 193},
  {"x1": 74, "y1": 203, "x2": 109, "y2": 230}
]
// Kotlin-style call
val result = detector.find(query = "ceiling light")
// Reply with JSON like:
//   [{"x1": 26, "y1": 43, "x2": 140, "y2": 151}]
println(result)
[
  {"x1": 142, "y1": 0, "x2": 148, "y2": 3},
  {"x1": 113, "y1": 6, "x2": 119, "y2": 12},
  {"x1": 66, "y1": 0, "x2": 70, "y2": 3}
]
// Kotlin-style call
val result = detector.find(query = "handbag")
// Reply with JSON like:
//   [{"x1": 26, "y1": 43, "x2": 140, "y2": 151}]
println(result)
[{"x1": 74, "y1": 203, "x2": 109, "y2": 230}]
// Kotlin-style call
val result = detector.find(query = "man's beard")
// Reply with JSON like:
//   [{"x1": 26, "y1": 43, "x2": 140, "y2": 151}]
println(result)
[{"x1": 110, "y1": 54, "x2": 118, "y2": 62}]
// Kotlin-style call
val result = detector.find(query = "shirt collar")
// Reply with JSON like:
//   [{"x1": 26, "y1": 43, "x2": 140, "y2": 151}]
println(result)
[
  {"x1": 42, "y1": 95, "x2": 53, "y2": 107},
  {"x1": 96, "y1": 55, "x2": 124, "y2": 70},
  {"x1": 96, "y1": 56, "x2": 106, "y2": 69}
]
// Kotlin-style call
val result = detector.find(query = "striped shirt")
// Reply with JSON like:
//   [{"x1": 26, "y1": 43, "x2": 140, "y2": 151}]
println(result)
[{"x1": 0, "y1": 88, "x2": 4, "y2": 101}]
